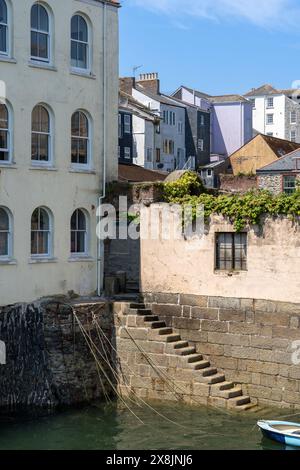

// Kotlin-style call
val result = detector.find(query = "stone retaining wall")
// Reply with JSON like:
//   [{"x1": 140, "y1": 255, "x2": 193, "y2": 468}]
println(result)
[
  {"x1": 136, "y1": 293, "x2": 300, "y2": 409},
  {"x1": 0, "y1": 299, "x2": 114, "y2": 413}
]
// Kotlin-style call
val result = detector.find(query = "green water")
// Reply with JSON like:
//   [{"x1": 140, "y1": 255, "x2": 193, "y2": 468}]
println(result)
[{"x1": 0, "y1": 401, "x2": 296, "y2": 450}]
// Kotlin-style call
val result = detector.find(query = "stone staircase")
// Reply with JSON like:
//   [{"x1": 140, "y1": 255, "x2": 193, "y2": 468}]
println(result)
[{"x1": 124, "y1": 302, "x2": 256, "y2": 411}]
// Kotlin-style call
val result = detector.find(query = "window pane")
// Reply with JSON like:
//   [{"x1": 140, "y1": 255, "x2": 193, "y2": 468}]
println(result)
[
  {"x1": 0, "y1": 208, "x2": 8, "y2": 230},
  {"x1": 71, "y1": 231, "x2": 76, "y2": 253},
  {"x1": 0, "y1": 0, "x2": 7, "y2": 23},
  {"x1": 78, "y1": 139, "x2": 87, "y2": 164},
  {"x1": 31, "y1": 133, "x2": 38, "y2": 160},
  {"x1": 0, "y1": 104, "x2": 8, "y2": 128},
  {"x1": 40, "y1": 107, "x2": 49, "y2": 133},
  {"x1": 79, "y1": 112, "x2": 88, "y2": 137},
  {"x1": 38, "y1": 134, "x2": 49, "y2": 161},
  {"x1": 31, "y1": 4, "x2": 38, "y2": 29},
  {"x1": 234, "y1": 233, "x2": 247, "y2": 271},
  {"x1": 71, "y1": 138, "x2": 79, "y2": 163},
  {"x1": 38, "y1": 231, "x2": 48, "y2": 254},
  {"x1": 78, "y1": 16, "x2": 88, "y2": 42},
  {"x1": 37, "y1": 32, "x2": 48, "y2": 59},
  {"x1": 77, "y1": 210, "x2": 86, "y2": 230},
  {"x1": 71, "y1": 212, "x2": 77, "y2": 230},
  {"x1": 77, "y1": 231, "x2": 85, "y2": 252},
  {"x1": 31, "y1": 231, "x2": 38, "y2": 255},
  {"x1": 31, "y1": 209, "x2": 39, "y2": 230},
  {"x1": 39, "y1": 209, "x2": 49, "y2": 230},
  {"x1": 38, "y1": 5, "x2": 49, "y2": 32},
  {"x1": 31, "y1": 31, "x2": 38, "y2": 57},
  {"x1": 76, "y1": 42, "x2": 87, "y2": 69},
  {"x1": 71, "y1": 41, "x2": 78, "y2": 67},
  {"x1": 0, "y1": 232, "x2": 8, "y2": 256},
  {"x1": 71, "y1": 15, "x2": 79, "y2": 40},
  {"x1": 0, "y1": 129, "x2": 8, "y2": 149},
  {"x1": 0, "y1": 24, "x2": 7, "y2": 53},
  {"x1": 72, "y1": 112, "x2": 80, "y2": 136}
]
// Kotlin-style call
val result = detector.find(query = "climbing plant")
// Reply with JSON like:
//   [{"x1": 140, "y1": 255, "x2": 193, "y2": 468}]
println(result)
[{"x1": 163, "y1": 172, "x2": 300, "y2": 231}]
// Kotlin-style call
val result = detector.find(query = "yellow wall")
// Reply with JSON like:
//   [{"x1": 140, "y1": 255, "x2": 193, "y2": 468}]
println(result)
[{"x1": 230, "y1": 135, "x2": 277, "y2": 175}]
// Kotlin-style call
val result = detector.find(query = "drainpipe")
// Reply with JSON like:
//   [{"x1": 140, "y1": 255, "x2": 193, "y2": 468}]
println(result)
[{"x1": 97, "y1": 1, "x2": 107, "y2": 297}]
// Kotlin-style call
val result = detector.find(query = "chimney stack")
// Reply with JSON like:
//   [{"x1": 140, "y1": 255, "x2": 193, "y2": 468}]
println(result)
[
  {"x1": 119, "y1": 77, "x2": 136, "y2": 95},
  {"x1": 136, "y1": 73, "x2": 160, "y2": 95}
]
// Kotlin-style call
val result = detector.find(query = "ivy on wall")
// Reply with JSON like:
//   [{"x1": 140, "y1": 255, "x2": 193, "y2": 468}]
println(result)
[{"x1": 163, "y1": 172, "x2": 300, "y2": 231}]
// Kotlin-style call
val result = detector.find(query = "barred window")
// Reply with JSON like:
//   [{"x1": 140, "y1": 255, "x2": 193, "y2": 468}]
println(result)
[{"x1": 215, "y1": 232, "x2": 247, "y2": 271}]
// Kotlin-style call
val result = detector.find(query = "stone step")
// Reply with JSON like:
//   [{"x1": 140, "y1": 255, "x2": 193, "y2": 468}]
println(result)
[
  {"x1": 172, "y1": 340, "x2": 189, "y2": 349},
  {"x1": 228, "y1": 395, "x2": 251, "y2": 408},
  {"x1": 156, "y1": 327, "x2": 173, "y2": 336},
  {"x1": 211, "y1": 381, "x2": 235, "y2": 391},
  {"x1": 142, "y1": 315, "x2": 159, "y2": 322},
  {"x1": 150, "y1": 321, "x2": 167, "y2": 329},
  {"x1": 136, "y1": 309, "x2": 153, "y2": 316},
  {"x1": 189, "y1": 360, "x2": 210, "y2": 370},
  {"x1": 186, "y1": 353, "x2": 203, "y2": 363},
  {"x1": 201, "y1": 373, "x2": 226, "y2": 385},
  {"x1": 199, "y1": 367, "x2": 218, "y2": 377},
  {"x1": 176, "y1": 346, "x2": 196, "y2": 356},
  {"x1": 164, "y1": 334, "x2": 182, "y2": 343},
  {"x1": 236, "y1": 403, "x2": 257, "y2": 412},
  {"x1": 211, "y1": 385, "x2": 243, "y2": 399},
  {"x1": 130, "y1": 303, "x2": 145, "y2": 309}
]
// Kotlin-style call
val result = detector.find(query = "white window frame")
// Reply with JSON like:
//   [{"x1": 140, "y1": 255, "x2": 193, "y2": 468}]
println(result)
[
  {"x1": 0, "y1": 206, "x2": 12, "y2": 259},
  {"x1": 70, "y1": 14, "x2": 91, "y2": 74},
  {"x1": 124, "y1": 114, "x2": 131, "y2": 134},
  {"x1": 71, "y1": 110, "x2": 92, "y2": 169},
  {"x1": 291, "y1": 111, "x2": 297, "y2": 124},
  {"x1": 266, "y1": 97, "x2": 274, "y2": 109},
  {"x1": 30, "y1": 206, "x2": 52, "y2": 259},
  {"x1": 266, "y1": 114, "x2": 274, "y2": 125},
  {"x1": 0, "y1": 0, "x2": 9, "y2": 57},
  {"x1": 124, "y1": 147, "x2": 131, "y2": 159},
  {"x1": 31, "y1": 104, "x2": 53, "y2": 167},
  {"x1": 291, "y1": 130, "x2": 296, "y2": 143},
  {"x1": 70, "y1": 208, "x2": 89, "y2": 257},
  {"x1": 30, "y1": 3, "x2": 51, "y2": 64},
  {"x1": 0, "y1": 102, "x2": 12, "y2": 165},
  {"x1": 178, "y1": 121, "x2": 183, "y2": 134}
]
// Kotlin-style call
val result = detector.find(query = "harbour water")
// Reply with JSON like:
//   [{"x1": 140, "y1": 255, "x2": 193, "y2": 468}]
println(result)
[{"x1": 0, "y1": 401, "x2": 296, "y2": 450}]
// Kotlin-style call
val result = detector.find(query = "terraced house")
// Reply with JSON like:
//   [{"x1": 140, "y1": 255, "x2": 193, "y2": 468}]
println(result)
[{"x1": 0, "y1": 0, "x2": 119, "y2": 306}]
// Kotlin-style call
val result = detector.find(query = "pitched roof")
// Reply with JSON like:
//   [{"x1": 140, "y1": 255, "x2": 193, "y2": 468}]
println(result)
[
  {"x1": 118, "y1": 164, "x2": 167, "y2": 183},
  {"x1": 257, "y1": 148, "x2": 300, "y2": 173},
  {"x1": 119, "y1": 91, "x2": 159, "y2": 121},
  {"x1": 135, "y1": 84, "x2": 186, "y2": 108},
  {"x1": 244, "y1": 84, "x2": 279, "y2": 97},
  {"x1": 260, "y1": 134, "x2": 300, "y2": 158},
  {"x1": 178, "y1": 86, "x2": 249, "y2": 104}
]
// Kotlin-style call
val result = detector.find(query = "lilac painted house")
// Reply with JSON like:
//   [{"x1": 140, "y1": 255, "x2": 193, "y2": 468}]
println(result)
[{"x1": 172, "y1": 86, "x2": 253, "y2": 158}]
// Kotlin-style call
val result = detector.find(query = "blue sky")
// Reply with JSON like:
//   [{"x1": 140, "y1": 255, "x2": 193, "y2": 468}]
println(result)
[{"x1": 119, "y1": 0, "x2": 300, "y2": 96}]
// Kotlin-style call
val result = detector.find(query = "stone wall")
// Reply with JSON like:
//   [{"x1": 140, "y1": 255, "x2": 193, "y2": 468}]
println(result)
[
  {"x1": 0, "y1": 299, "x2": 114, "y2": 413},
  {"x1": 220, "y1": 174, "x2": 257, "y2": 193},
  {"x1": 258, "y1": 174, "x2": 300, "y2": 194},
  {"x1": 136, "y1": 293, "x2": 300, "y2": 409}
]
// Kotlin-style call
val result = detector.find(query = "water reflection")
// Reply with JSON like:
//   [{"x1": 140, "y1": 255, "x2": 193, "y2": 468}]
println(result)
[{"x1": 0, "y1": 400, "x2": 298, "y2": 451}]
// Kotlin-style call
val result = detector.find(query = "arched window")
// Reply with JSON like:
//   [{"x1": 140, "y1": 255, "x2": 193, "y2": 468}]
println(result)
[
  {"x1": 0, "y1": 103, "x2": 10, "y2": 162},
  {"x1": 31, "y1": 207, "x2": 51, "y2": 256},
  {"x1": 71, "y1": 209, "x2": 87, "y2": 254},
  {"x1": 31, "y1": 105, "x2": 51, "y2": 163},
  {"x1": 0, "y1": 207, "x2": 11, "y2": 257},
  {"x1": 0, "y1": 0, "x2": 8, "y2": 55},
  {"x1": 71, "y1": 110, "x2": 90, "y2": 165},
  {"x1": 31, "y1": 3, "x2": 50, "y2": 63},
  {"x1": 71, "y1": 14, "x2": 89, "y2": 70}
]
